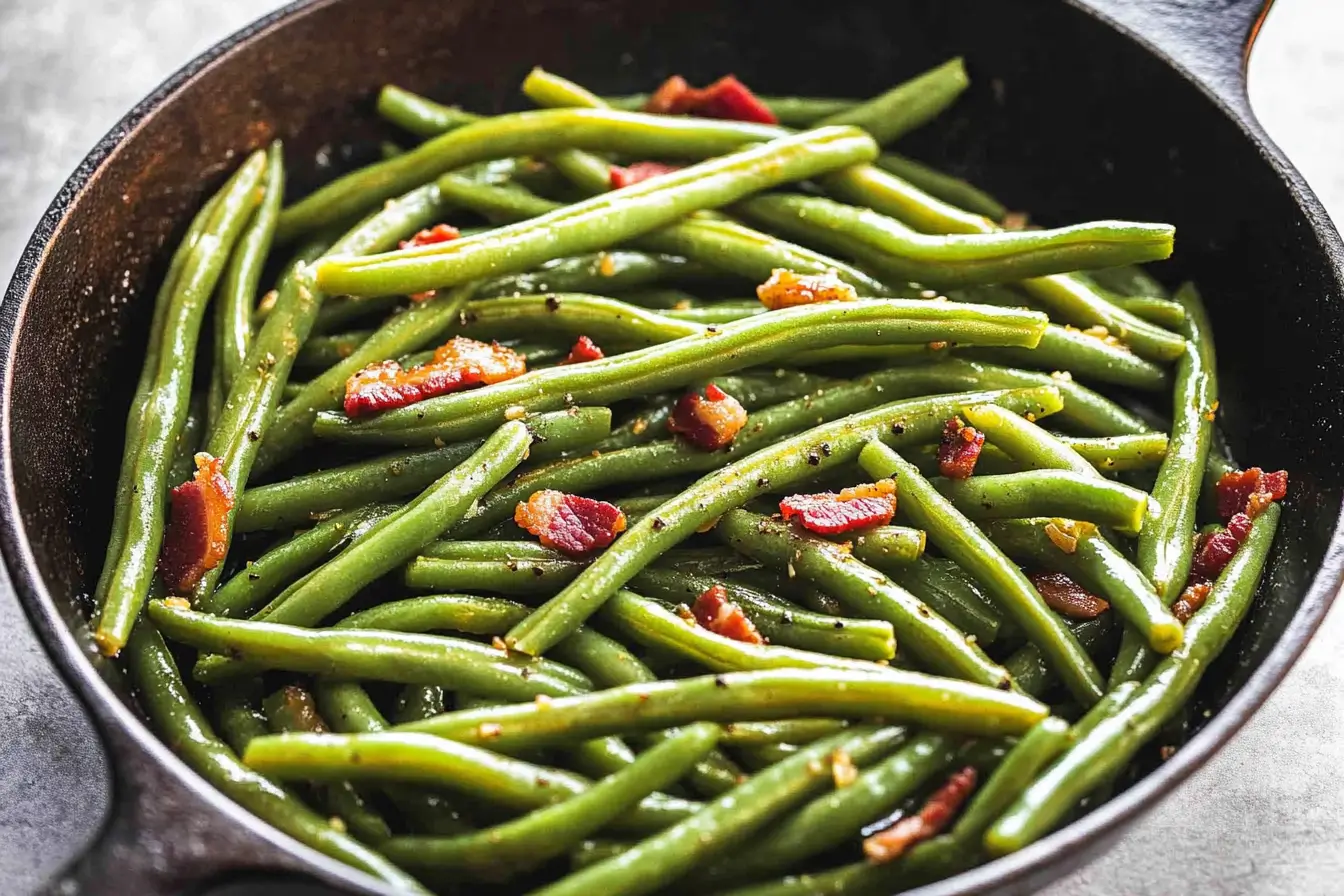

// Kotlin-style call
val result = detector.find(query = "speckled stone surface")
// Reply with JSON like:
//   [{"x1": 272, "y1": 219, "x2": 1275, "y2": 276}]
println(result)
[{"x1": 1, "y1": 1, "x2": 1342, "y2": 893}]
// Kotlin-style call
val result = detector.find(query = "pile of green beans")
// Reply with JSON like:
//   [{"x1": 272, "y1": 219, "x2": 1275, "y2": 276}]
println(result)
[{"x1": 93, "y1": 57, "x2": 1287, "y2": 896}]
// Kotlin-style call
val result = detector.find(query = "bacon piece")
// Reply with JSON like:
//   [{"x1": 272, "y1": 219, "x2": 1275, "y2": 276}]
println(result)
[
  {"x1": 158, "y1": 453, "x2": 235, "y2": 593},
  {"x1": 399, "y1": 223, "x2": 461, "y2": 249},
  {"x1": 668, "y1": 383, "x2": 748, "y2": 450},
  {"x1": 563, "y1": 335, "x2": 605, "y2": 365},
  {"x1": 515, "y1": 490, "x2": 627, "y2": 556},
  {"x1": 756, "y1": 268, "x2": 858, "y2": 310},
  {"x1": 643, "y1": 74, "x2": 777, "y2": 124},
  {"x1": 1190, "y1": 512, "x2": 1253, "y2": 581},
  {"x1": 691, "y1": 584, "x2": 764, "y2": 644},
  {"x1": 1215, "y1": 467, "x2": 1288, "y2": 521},
  {"x1": 1028, "y1": 571, "x2": 1110, "y2": 619},
  {"x1": 1171, "y1": 581, "x2": 1212, "y2": 623},
  {"x1": 344, "y1": 337, "x2": 525, "y2": 417},
  {"x1": 936, "y1": 417, "x2": 985, "y2": 480},
  {"x1": 863, "y1": 767, "x2": 977, "y2": 863},
  {"x1": 779, "y1": 479, "x2": 897, "y2": 535},
  {"x1": 609, "y1": 161, "x2": 682, "y2": 188}
]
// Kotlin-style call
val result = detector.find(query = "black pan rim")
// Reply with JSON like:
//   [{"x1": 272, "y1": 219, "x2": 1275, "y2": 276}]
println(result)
[{"x1": 1, "y1": 1, "x2": 1340, "y2": 893}]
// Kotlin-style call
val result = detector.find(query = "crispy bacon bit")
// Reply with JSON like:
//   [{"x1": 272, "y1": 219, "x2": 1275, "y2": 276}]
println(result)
[
  {"x1": 515, "y1": 490, "x2": 627, "y2": 556},
  {"x1": 563, "y1": 335, "x2": 605, "y2": 365},
  {"x1": 863, "y1": 767, "x2": 977, "y2": 863},
  {"x1": 399, "y1": 223, "x2": 461, "y2": 250},
  {"x1": 158, "y1": 453, "x2": 235, "y2": 593},
  {"x1": 1171, "y1": 581, "x2": 1213, "y2": 623},
  {"x1": 1215, "y1": 467, "x2": 1288, "y2": 521},
  {"x1": 1190, "y1": 513, "x2": 1254, "y2": 581},
  {"x1": 643, "y1": 74, "x2": 777, "y2": 123},
  {"x1": 668, "y1": 383, "x2": 748, "y2": 450},
  {"x1": 936, "y1": 417, "x2": 985, "y2": 480},
  {"x1": 1028, "y1": 571, "x2": 1110, "y2": 619},
  {"x1": 756, "y1": 268, "x2": 858, "y2": 310},
  {"x1": 609, "y1": 161, "x2": 683, "y2": 188},
  {"x1": 691, "y1": 584, "x2": 764, "y2": 645},
  {"x1": 344, "y1": 336, "x2": 525, "y2": 417},
  {"x1": 1043, "y1": 519, "x2": 1096, "y2": 555},
  {"x1": 780, "y1": 480, "x2": 897, "y2": 535}
]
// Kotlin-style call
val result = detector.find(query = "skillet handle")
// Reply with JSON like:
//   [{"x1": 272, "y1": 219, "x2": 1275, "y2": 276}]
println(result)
[
  {"x1": 1075, "y1": 0, "x2": 1271, "y2": 114},
  {"x1": 35, "y1": 706, "x2": 327, "y2": 896}
]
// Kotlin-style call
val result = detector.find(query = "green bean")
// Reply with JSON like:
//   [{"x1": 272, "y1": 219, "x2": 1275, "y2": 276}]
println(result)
[
  {"x1": 696, "y1": 731, "x2": 959, "y2": 887},
  {"x1": 261, "y1": 685, "x2": 392, "y2": 843},
  {"x1": 1055, "y1": 432, "x2": 1169, "y2": 472},
  {"x1": 1002, "y1": 617, "x2": 1114, "y2": 701},
  {"x1": 1089, "y1": 264, "x2": 1171, "y2": 300},
  {"x1": 661, "y1": 302, "x2": 762, "y2": 325},
  {"x1": 859, "y1": 441, "x2": 1105, "y2": 706},
  {"x1": 310, "y1": 125, "x2": 876, "y2": 295},
  {"x1": 846, "y1": 526, "x2": 927, "y2": 567},
  {"x1": 952, "y1": 716, "x2": 1071, "y2": 843},
  {"x1": 932, "y1": 471, "x2": 1150, "y2": 535},
  {"x1": 397, "y1": 668, "x2": 1048, "y2": 748},
  {"x1": 815, "y1": 58, "x2": 969, "y2": 144},
  {"x1": 394, "y1": 684, "x2": 446, "y2": 725},
  {"x1": 986, "y1": 503, "x2": 1279, "y2": 853},
  {"x1": 986, "y1": 518, "x2": 1183, "y2": 654},
  {"x1": 603, "y1": 92, "x2": 859, "y2": 128},
  {"x1": 243, "y1": 730, "x2": 695, "y2": 833},
  {"x1": 874, "y1": 152, "x2": 1007, "y2": 221},
  {"x1": 376, "y1": 84, "x2": 481, "y2": 137},
  {"x1": 295, "y1": 329, "x2": 372, "y2": 369},
  {"x1": 123, "y1": 623, "x2": 426, "y2": 891},
  {"x1": 92, "y1": 152, "x2": 268, "y2": 655},
  {"x1": 457, "y1": 293, "x2": 701, "y2": 345},
  {"x1": 152, "y1": 599, "x2": 591, "y2": 697},
  {"x1": 504, "y1": 386, "x2": 1059, "y2": 656},
  {"x1": 403, "y1": 557, "x2": 578, "y2": 595},
  {"x1": 215, "y1": 141, "x2": 285, "y2": 399},
  {"x1": 378, "y1": 723, "x2": 720, "y2": 876},
  {"x1": 314, "y1": 681, "x2": 475, "y2": 836},
  {"x1": 312, "y1": 293, "x2": 405, "y2": 333},
  {"x1": 1115, "y1": 295, "x2": 1187, "y2": 329},
  {"x1": 735, "y1": 193, "x2": 1174, "y2": 288},
  {"x1": 1112, "y1": 283, "x2": 1217, "y2": 687},
  {"x1": 478, "y1": 251, "x2": 714, "y2": 298},
  {"x1": 717, "y1": 510, "x2": 1009, "y2": 688},
  {"x1": 964, "y1": 323, "x2": 1171, "y2": 392},
  {"x1": 206, "y1": 504, "x2": 396, "y2": 618},
  {"x1": 720, "y1": 720, "x2": 851, "y2": 746},
  {"x1": 631, "y1": 569, "x2": 895, "y2": 661},
  {"x1": 314, "y1": 301, "x2": 1046, "y2": 447},
  {"x1": 245, "y1": 420, "x2": 531, "y2": 631},
  {"x1": 964, "y1": 402, "x2": 1113, "y2": 479},
  {"x1": 1071, "y1": 680, "x2": 1140, "y2": 741},
  {"x1": 884, "y1": 558, "x2": 1006, "y2": 646},
  {"x1": 941, "y1": 359, "x2": 1152, "y2": 436},
  {"x1": 529, "y1": 730, "x2": 880, "y2": 896},
  {"x1": 435, "y1": 175, "x2": 899, "y2": 297},
  {"x1": 238, "y1": 408, "x2": 609, "y2": 532}
]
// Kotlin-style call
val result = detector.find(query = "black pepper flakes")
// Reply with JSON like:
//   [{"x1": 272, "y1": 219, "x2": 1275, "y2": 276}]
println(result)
[
  {"x1": 806, "y1": 451, "x2": 820, "y2": 466},
  {"x1": 652, "y1": 517, "x2": 666, "y2": 531},
  {"x1": 820, "y1": 442, "x2": 832, "y2": 457},
  {"x1": 714, "y1": 676, "x2": 729, "y2": 688},
  {"x1": 545, "y1": 295, "x2": 561, "y2": 311},
  {"x1": 892, "y1": 421, "x2": 906, "y2": 435}
]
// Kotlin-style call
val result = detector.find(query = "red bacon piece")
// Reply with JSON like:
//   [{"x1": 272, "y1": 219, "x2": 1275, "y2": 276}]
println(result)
[
  {"x1": 1191, "y1": 512, "x2": 1254, "y2": 581},
  {"x1": 399, "y1": 223, "x2": 461, "y2": 250},
  {"x1": 158, "y1": 453, "x2": 235, "y2": 593},
  {"x1": 1215, "y1": 467, "x2": 1288, "y2": 521},
  {"x1": 563, "y1": 335, "x2": 605, "y2": 365},
  {"x1": 756, "y1": 268, "x2": 858, "y2": 310},
  {"x1": 609, "y1": 161, "x2": 683, "y2": 189},
  {"x1": 863, "y1": 767, "x2": 978, "y2": 863},
  {"x1": 1028, "y1": 571, "x2": 1110, "y2": 619},
  {"x1": 515, "y1": 490, "x2": 628, "y2": 556},
  {"x1": 1172, "y1": 581, "x2": 1213, "y2": 623},
  {"x1": 779, "y1": 480, "x2": 897, "y2": 535},
  {"x1": 936, "y1": 417, "x2": 985, "y2": 480},
  {"x1": 691, "y1": 584, "x2": 764, "y2": 644},
  {"x1": 643, "y1": 74, "x2": 777, "y2": 124},
  {"x1": 668, "y1": 383, "x2": 748, "y2": 450},
  {"x1": 343, "y1": 337, "x2": 525, "y2": 417}
]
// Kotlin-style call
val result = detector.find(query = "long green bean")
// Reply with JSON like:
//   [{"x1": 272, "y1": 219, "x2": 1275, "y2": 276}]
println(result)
[
  {"x1": 376, "y1": 84, "x2": 481, "y2": 137},
  {"x1": 815, "y1": 58, "x2": 969, "y2": 144},
  {"x1": 932, "y1": 470, "x2": 1150, "y2": 535},
  {"x1": 873, "y1": 152, "x2": 1006, "y2": 221}
]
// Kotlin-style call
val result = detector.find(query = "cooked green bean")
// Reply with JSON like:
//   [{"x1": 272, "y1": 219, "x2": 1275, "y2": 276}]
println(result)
[
  {"x1": 379, "y1": 723, "x2": 720, "y2": 876},
  {"x1": 735, "y1": 193, "x2": 1174, "y2": 288},
  {"x1": 295, "y1": 328, "x2": 373, "y2": 369},
  {"x1": 859, "y1": 440, "x2": 1105, "y2": 706},
  {"x1": 603, "y1": 92, "x2": 859, "y2": 127},
  {"x1": 986, "y1": 518, "x2": 1183, "y2": 654},
  {"x1": 964, "y1": 323, "x2": 1171, "y2": 392},
  {"x1": 952, "y1": 716, "x2": 1071, "y2": 842},
  {"x1": 1115, "y1": 295, "x2": 1187, "y2": 329},
  {"x1": 376, "y1": 84, "x2": 481, "y2": 137},
  {"x1": 987, "y1": 504, "x2": 1279, "y2": 853},
  {"x1": 313, "y1": 301, "x2": 1047, "y2": 447},
  {"x1": 885, "y1": 558, "x2": 1006, "y2": 646},
  {"x1": 312, "y1": 293, "x2": 404, "y2": 333},
  {"x1": 874, "y1": 152, "x2": 1007, "y2": 221},
  {"x1": 479, "y1": 250, "x2": 715, "y2": 298},
  {"x1": 1111, "y1": 283, "x2": 1217, "y2": 687},
  {"x1": 815, "y1": 58, "x2": 969, "y2": 144},
  {"x1": 847, "y1": 525, "x2": 927, "y2": 567},
  {"x1": 396, "y1": 668, "x2": 1048, "y2": 747},
  {"x1": 932, "y1": 471, "x2": 1150, "y2": 535},
  {"x1": 238, "y1": 408, "x2": 609, "y2": 532},
  {"x1": 717, "y1": 510, "x2": 1009, "y2": 688},
  {"x1": 94, "y1": 151, "x2": 267, "y2": 656},
  {"x1": 962, "y1": 402, "x2": 1103, "y2": 478},
  {"x1": 720, "y1": 719, "x2": 851, "y2": 746},
  {"x1": 1056, "y1": 432, "x2": 1169, "y2": 472},
  {"x1": 505, "y1": 386, "x2": 1060, "y2": 656},
  {"x1": 124, "y1": 623, "x2": 426, "y2": 891}
]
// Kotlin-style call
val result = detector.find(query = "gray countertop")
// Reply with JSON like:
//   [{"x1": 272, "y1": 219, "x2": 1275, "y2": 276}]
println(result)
[{"x1": 2, "y1": 1, "x2": 1342, "y2": 893}]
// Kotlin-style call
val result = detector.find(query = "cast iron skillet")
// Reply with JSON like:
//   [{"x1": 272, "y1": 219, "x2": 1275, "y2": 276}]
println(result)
[{"x1": 4, "y1": 0, "x2": 1341, "y2": 893}]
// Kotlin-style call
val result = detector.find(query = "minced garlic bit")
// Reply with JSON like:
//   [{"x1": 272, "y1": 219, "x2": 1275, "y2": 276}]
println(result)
[
  {"x1": 928, "y1": 340, "x2": 949, "y2": 351},
  {"x1": 505, "y1": 405, "x2": 528, "y2": 421},
  {"x1": 478, "y1": 722, "x2": 503, "y2": 739},
  {"x1": 832, "y1": 749, "x2": 858, "y2": 788},
  {"x1": 534, "y1": 694, "x2": 553, "y2": 709},
  {"x1": 598, "y1": 252, "x2": 617, "y2": 276},
  {"x1": 328, "y1": 816, "x2": 348, "y2": 832},
  {"x1": 433, "y1": 437, "x2": 446, "y2": 448},
  {"x1": 491, "y1": 636, "x2": 508, "y2": 652},
  {"x1": 163, "y1": 596, "x2": 192, "y2": 610}
]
